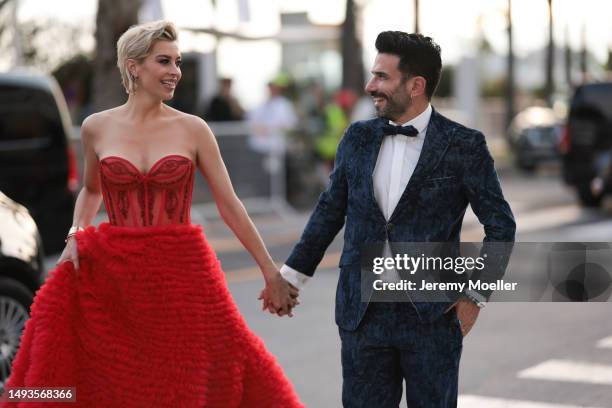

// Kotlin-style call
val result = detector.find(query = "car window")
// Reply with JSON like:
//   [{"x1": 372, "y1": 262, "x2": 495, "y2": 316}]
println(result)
[
  {"x1": 0, "y1": 85, "x2": 64, "y2": 151},
  {"x1": 572, "y1": 84, "x2": 612, "y2": 120},
  {"x1": 523, "y1": 127, "x2": 559, "y2": 145}
]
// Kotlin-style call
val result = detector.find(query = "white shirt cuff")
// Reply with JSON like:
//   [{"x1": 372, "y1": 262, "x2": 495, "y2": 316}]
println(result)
[{"x1": 280, "y1": 264, "x2": 311, "y2": 290}]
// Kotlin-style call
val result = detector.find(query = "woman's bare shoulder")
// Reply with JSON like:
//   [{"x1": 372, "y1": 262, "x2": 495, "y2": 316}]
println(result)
[
  {"x1": 82, "y1": 107, "x2": 121, "y2": 135},
  {"x1": 165, "y1": 106, "x2": 210, "y2": 133}
]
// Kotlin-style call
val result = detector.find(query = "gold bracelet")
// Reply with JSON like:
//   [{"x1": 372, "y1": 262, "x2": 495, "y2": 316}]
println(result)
[
  {"x1": 65, "y1": 226, "x2": 84, "y2": 243},
  {"x1": 67, "y1": 226, "x2": 84, "y2": 235}
]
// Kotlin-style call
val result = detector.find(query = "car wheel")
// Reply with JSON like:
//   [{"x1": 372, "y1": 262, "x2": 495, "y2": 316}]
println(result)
[
  {"x1": 515, "y1": 154, "x2": 537, "y2": 172},
  {"x1": 518, "y1": 162, "x2": 537, "y2": 172},
  {"x1": 0, "y1": 277, "x2": 33, "y2": 392},
  {"x1": 577, "y1": 183, "x2": 603, "y2": 207}
]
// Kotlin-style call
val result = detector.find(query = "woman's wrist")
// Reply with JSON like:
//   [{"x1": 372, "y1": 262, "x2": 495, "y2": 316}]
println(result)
[
  {"x1": 65, "y1": 225, "x2": 85, "y2": 243},
  {"x1": 261, "y1": 263, "x2": 280, "y2": 283}
]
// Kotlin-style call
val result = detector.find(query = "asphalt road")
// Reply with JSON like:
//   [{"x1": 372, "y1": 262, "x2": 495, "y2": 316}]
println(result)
[
  {"x1": 223, "y1": 168, "x2": 612, "y2": 408},
  {"x1": 42, "y1": 167, "x2": 612, "y2": 407}
]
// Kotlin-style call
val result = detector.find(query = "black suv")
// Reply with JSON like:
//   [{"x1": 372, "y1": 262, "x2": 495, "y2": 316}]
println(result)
[
  {"x1": 0, "y1": 190, "x2": 46, "y2": 391},
  {"x1": 561, "y1": 82, "x2": 612, "y2": 207},
  {"x1": 0, "y1": 71, "x2": 78, "y2": 254}
]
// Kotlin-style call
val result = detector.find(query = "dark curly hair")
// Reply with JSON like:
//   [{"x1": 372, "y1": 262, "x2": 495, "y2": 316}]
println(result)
[{"x1": 375, "y1": 31, "x2": 442, "y2": 100}]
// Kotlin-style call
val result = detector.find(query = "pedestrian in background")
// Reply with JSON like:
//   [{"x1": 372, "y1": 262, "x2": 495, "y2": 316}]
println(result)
[
  {"x1": 247, "y1": 76, "x2": 297, "y2": 155},
  {"x1": 247, "y1": 76, "x2": 298, "y2": 203},
  {"x1": 204, "y1": 77, "x2": 244, "y2": 121},
  {"x1": 314, "y1": 88, "x2": 358, "y2": 172}
]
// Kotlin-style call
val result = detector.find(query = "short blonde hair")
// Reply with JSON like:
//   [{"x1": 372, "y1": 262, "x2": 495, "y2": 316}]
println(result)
[{"x1": 116, "y1": 20, "x2": 178, "y2": 94}]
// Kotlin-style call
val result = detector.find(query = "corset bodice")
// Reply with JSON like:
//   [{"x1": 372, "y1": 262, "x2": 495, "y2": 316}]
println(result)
[{"x1": 99, "y1": 154, "x2": 195, "y2": 227}]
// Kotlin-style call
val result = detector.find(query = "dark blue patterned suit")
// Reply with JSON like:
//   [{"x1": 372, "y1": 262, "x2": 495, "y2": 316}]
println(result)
[{"x1": 286, "y1": 108, "x2": 515, "y2": 407}]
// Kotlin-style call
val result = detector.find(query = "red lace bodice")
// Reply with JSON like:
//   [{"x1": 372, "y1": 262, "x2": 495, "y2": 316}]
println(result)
[{"x1": 99, "y1": 154, "x2": 195, "y2": 227}]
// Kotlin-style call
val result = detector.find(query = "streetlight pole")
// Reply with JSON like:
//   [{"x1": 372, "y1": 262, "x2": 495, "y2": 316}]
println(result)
[
  {"x1": 414, "y1": 0, "x2": 420, "y2": 33},
  {"x1": 505, "y1": 0, "x2": 515, "y2": 130},
  {"x1": 544, "y1": 0, "x2": 555, "y2": 106},
  {"x1": 564, "y1": 24, "x2": 572, "y2": 88},
  {"x1": 580, "y1": 23, "x2": 588, "y2": 83}
]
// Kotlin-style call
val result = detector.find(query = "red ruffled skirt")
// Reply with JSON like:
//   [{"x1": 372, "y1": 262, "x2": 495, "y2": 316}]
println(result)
[{"x1": 1, "y1": 222, "x2": 303, "y2": 407}]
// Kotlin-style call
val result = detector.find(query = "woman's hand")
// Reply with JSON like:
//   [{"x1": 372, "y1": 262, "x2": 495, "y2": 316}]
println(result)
[
  {"x1": 258, "y1": 272, "x2": 300, "y2": 317},
  {"x1": 55, "y1": 237, "x2": 80, "y2": 273}
]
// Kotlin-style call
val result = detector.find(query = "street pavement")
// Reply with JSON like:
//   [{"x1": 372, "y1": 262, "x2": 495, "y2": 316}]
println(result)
[
  {"x1": 43, "y1": 167, "x2": 612, "y2": 407},
  {"x1": 222, "y1": 168, "x2": 612, "y2": 408}
]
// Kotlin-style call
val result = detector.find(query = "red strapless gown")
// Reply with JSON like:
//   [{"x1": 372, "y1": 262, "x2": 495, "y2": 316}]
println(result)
[{"x1": 1, "y1": 155, "x2": 303, "y2": 407}]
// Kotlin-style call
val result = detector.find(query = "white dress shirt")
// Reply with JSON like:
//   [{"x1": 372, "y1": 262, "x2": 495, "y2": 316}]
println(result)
[
  {"x1": 247, "y1": 95, "x2": 298, "y2": 154},
  {"x1": 281, "y1": 104, "x2": 433, "y2": 289}
]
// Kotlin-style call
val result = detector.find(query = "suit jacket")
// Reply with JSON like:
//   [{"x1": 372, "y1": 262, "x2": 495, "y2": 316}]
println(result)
[{"x1": 285, "y1": 108, "x2": 516, "y2": 331}]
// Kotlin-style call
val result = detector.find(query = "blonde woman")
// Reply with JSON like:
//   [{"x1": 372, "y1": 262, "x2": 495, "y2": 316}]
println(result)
[{"x1": 3, "y1": 20, "x2": 303, "y2": 407}]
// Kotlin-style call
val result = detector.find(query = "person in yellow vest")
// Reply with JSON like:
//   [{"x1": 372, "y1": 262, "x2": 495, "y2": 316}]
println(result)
[{"x1": 315, "y1": 89, "x2": 358, "y2": 171}]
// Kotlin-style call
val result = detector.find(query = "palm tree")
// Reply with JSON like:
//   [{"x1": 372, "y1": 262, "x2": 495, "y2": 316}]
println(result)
[
  {"x1": 544, "y1": 0, "x2": 554, "y2": 106},
  {"x1": 0, "y1": 0, "x2": 21, "y2": 66},
  {"x1": 93, "y1": 0, "x2": 142, "y2": 111},
  {"x1": 341, "y1": 0, "x2": 365, "y2": 94},
  {"x1": 564, "y1": 25, "x2": 572, "y2": 87},
  {"x1": 580, "y1": 23, "x2": 588, "y2": 82},
  {"x1": 505, "y1": 0, "x2": 515, "y2": 129}
]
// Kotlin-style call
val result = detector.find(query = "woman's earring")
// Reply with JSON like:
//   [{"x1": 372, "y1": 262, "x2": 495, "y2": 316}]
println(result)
[{"x1": 129, "y1": 72, "x2": 138, "y2": 94}]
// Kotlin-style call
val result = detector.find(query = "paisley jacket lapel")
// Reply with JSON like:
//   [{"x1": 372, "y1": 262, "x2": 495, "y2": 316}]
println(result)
[
  {"x1": 364, "y1": 118, "x2": 387, "y2": 221},
  {"x1": 389, "y1": 108, "x2": 454, "y2": 222}
]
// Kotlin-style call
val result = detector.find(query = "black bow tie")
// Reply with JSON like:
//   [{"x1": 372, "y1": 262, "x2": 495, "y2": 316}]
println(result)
[{"x1": 382, "y1": 124, "x2": 419, "y2": 137}]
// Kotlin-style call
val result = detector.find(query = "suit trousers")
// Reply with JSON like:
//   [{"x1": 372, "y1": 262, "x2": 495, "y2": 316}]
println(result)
[{"x1": 339, "y1": 301, "x2": 463, "y2": 408}]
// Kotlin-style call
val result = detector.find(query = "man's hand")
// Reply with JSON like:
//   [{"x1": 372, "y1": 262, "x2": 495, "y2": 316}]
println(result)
[{"x1": 444, "y1": 297, "x2": 480, "y2": 337}]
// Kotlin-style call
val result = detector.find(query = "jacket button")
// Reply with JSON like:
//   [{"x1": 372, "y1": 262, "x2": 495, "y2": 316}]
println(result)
[{"x1": 386, "y1": 223, "x2": 394, "y2": 231}]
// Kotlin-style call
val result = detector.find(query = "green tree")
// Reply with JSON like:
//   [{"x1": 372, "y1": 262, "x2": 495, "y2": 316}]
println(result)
[{"x1": 544, "y1": 0, "x2": 554, "y2": 106}]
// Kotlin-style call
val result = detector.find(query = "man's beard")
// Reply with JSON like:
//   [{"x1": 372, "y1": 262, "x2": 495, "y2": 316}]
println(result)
[{"x1": 371, "y1": 83, "x2": 411, "y2": 121}]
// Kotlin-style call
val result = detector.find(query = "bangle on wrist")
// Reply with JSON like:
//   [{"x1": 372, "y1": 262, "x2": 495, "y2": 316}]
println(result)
[
  {"x1": 68, "y1": 226, "x2": 84, "y2": 235},
  {"x1": 463, "y1": 289, "x2": 487, "y2": 308},
  {"x1": 65, "y1": 226, "x2": 84, "y2": 243}
]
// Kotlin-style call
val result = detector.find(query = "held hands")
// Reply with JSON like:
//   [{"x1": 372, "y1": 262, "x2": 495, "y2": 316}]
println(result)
[
  {"x1": 55, "y1": 237, "x2": 80, "y2": 273},
  {"x1": 258, "y1": 272, "x2": 300, "y2": 317},
  {"x1": 444, "y1": 297, "x2": 480, "y2": 337}
]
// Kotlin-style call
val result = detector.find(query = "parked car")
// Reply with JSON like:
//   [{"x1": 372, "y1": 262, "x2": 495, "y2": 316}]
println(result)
[
  {"x1": 560, "y1": 82, "x2": 612, "y2": 207},
  {"x1": 507, "y1": 106, "x2": 563, "y2": 172},
  {"x1": 0, "y1": 190, "x2": 46, "y2": 391},
  {"x1": 0, "y1": 70, "x2": 78, "y2": 254}
]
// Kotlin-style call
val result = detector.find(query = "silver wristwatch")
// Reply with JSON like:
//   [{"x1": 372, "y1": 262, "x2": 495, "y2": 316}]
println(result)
[{"x1": 463, "y1": 289, "x2": 487, "y2": 308}]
